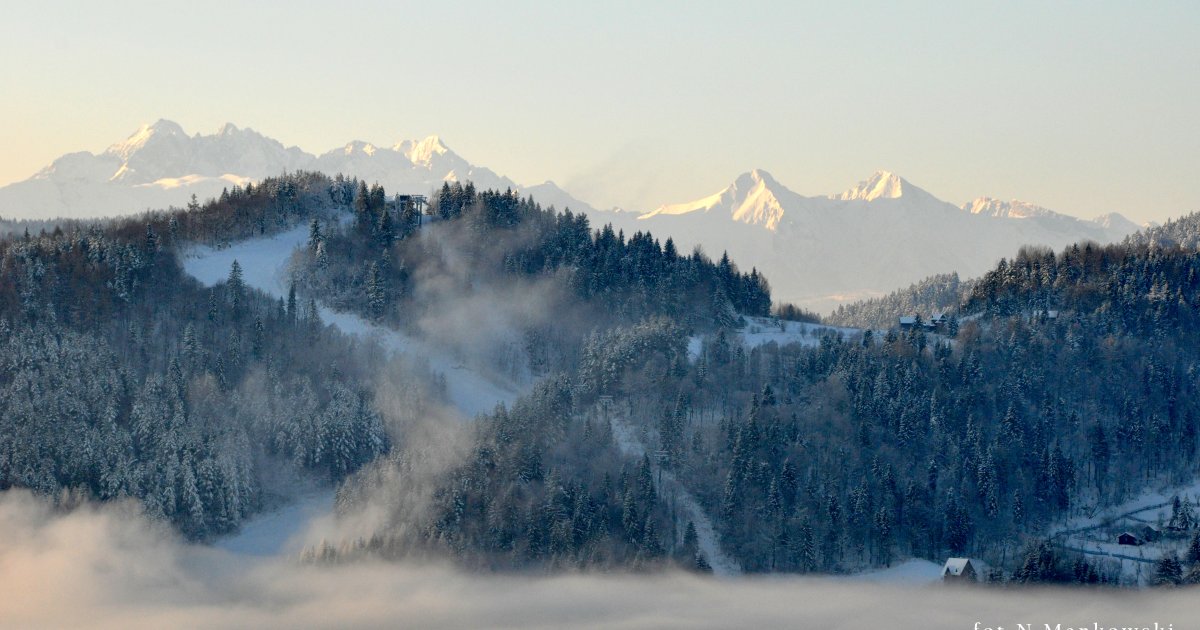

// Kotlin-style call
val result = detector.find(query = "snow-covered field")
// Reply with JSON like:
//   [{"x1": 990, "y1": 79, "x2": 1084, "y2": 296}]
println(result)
[
  {"x1": 737, "y1": 316, "x2": 862, "y2": 350},
  {"x1": 688, "y1": 316, "x2": 864, "y2": 361},
  {"x1": 1050, "y1": 478, "x2": 1200, "y2": 584},
  {"x1": 214, "y1": 489, "x2": 335, "y2": 557},
  {"x1": 844, "y1": 559, "x2": 944, "y2": 584},
  {"x1": 1059, "y1": 480, "x2": 1200, "y2": 534}
]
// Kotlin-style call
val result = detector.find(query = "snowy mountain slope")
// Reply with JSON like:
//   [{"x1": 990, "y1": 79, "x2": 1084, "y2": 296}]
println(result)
[
  {"x1": 591, "y1": 169, "x2": 1141, "y2": 312},
  {"x1": 0, "y1": 120, "x2": 596, "y2": 220}
]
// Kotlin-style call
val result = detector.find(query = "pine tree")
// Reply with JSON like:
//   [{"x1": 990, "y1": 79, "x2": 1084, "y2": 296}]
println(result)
[
  {"x1": 1154, "y1": 553, "x2": 1183, "y2": 586},
  {"x1": 308, "y1": 218, "x2": 322, "y2": 252},
  {"x1": 287, "y1": 282, "x2": 298, "y2": 324},
  {"x1": 377, "y1": 208, "x2": 394, "y2": 247},
  {"x1": 1185, "y1": 532, "x2": 1200, "y2": 566},
  {"x1": 682, "y1": 521, "x2": 699, "y2": 555},
  {"x1": 366, "y1": 262, "x2": 387, "y2": 321},
  {"x1": 227, "y1": 260, "x2": 245, "y2": 320}
]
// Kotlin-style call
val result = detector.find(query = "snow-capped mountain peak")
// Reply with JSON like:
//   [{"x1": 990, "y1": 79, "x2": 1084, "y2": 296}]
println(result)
[
  {"x1": 619, "y1": 168, "x2": 1146, "y2": 312},
  {"x1": 963, "y1": 197, "x2": 1057, "y2": 219},
  {"x1": 0, "y1": 119, "x2": 604, "y2": 222},
  {"x1": 105, "y1": 119, "x2": 188, "y2": 161},
  {"x1": 963, "y1": 197, "x2": 1144, "y2": 233},
  {"x1": 396, "y1": 134, "x2": 451, "y2": 167},
  {"x1": 727, "y1": 169, "x2": 792, "y2": 229},
  {"x1": 641, "y1": 168, "x2": 798, "y2": 230},
  {"x1": 340, "y1": 141, "x2": 379, "y2": 157},
  {"x1": 837, "y1": 170, "x2": 918, "y2": 201},
  {"x1": 1092, "y1": 212, "x2": 1144, "y2": 233}
]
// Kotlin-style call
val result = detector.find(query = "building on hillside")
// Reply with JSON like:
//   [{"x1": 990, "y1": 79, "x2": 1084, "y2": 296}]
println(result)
[
  {"x1": 1031, "y1": 309, "x2": 1059, "y2": 321},
  {"x1": 1140, "y1": 525, "x2": 1161, "y2": 542},
  {"x1": 942, "y1": 557, "x2": 977, "y2": 582},
  {"x1": 1117, "y1": 532, "x2": 1144, "y2": 546},
  {"x1": 899, "y1": 316, "x2": 917, "y2": 330}
]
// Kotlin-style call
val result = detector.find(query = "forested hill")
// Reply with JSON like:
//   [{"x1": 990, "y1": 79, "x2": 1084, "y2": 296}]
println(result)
[
  {"x1": 301, "y1": 199, "x2": 1200, "y2": 581},
  {"x1": 1124, "y1": 211, "x2": 1200, "y2": 250},
  {"x1": 825, "y1": 272, "x2": 972, "y2": 329},
  {"x1": 663, "y1": 234, "x2": 1200, "y2": 580},
  {"x1": 292, "y1": 179, "x2": 772, "y2": 336},
  {"x1": 0, "y1": 171, "x2": 772, "y2": 545},
  {"x1": 5, "y1": 168, "x2": 1200, "y2": 584},
  {"x1": 0, "y1": 172, "x2": 396, "y2": 539},
  {"x1": 828, "y1": 211, "x2": 1200, "y2": 330},
  {"x1": 965, "y1": 239, "x2": 1200, "y2": 338}
]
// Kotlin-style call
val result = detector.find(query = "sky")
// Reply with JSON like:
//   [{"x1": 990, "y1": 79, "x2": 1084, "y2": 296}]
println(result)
[{"x1": 0, "y1": 0, "x2": 1197, "y2": 223}]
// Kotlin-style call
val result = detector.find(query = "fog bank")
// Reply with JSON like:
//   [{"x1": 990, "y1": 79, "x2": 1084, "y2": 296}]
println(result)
[{"x1": 1, "y1": 491, "x2": 1195, "y2": 629}]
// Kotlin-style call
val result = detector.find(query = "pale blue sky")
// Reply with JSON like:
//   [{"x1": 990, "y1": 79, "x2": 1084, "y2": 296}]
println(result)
[{"x1": 1, "y1": 0, "x2": 1197, "y2": 222}]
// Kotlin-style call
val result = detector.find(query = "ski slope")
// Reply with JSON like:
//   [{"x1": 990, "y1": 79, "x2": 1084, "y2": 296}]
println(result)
[
  {"x1": 181, "y1": 224, "x2": 521, "y2": 418},
  {"x1": 183, "y1": 224, "x2": 524, "y2": 555}
]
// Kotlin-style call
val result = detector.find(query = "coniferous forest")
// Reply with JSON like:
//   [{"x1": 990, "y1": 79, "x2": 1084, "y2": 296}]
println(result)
[{"x1": 4, "y1": 171, "x2": 1200, "y2": 585}]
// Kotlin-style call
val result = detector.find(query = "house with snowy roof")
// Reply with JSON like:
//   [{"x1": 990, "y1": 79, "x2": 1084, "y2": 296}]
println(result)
[{"x1": 942, "y1": 557, "x2": 977, "y2": 582}]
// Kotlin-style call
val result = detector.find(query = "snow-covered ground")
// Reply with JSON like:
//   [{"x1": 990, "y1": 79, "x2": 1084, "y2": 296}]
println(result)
[
  {"x1": 1050, "y1": 478, "x2": 1200, "y2": 584},
  {"x1": 843, "y1": 559, "x2": 944, "y2": 584},
  {"x1": 214, "y1": 489, "x2": 334, "y2": 557},
  {"x1": 688, "y1": 316, "x2": 864, "y2": 361},
  {"x1": 182, "y1": 224, "x2": 309, "y2": 294},
  {"x1": 183, "y1": 224, "x2": 524, "y2": 554},
  {"x1": 1055, "y1": 479, "x2": 1200, "y2": 535},
  {"x1": 737, "y1": 316, "x2": 862, "y2": 350},
  {"x1": 606, "y1": 409, "x2": 741, "y2": 577}
]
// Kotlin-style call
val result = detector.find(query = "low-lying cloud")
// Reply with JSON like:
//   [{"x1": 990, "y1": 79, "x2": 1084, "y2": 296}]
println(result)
[{"x1": 1, "y1": 490, "x2": 1195, "y2": 630}]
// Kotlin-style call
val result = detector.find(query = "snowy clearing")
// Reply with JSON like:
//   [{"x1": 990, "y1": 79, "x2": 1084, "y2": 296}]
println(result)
[
  {"x1": 214, "y1": 489, "x2": 335, "y2": 557},
  {"x1": 688, "y1": 316, "x2": 864, "y2": 361},
  {"x1": 737, "y1": 316, "x2": 862, "y2": 351},
  {"x1": 1050, "y1": 476, "x2": 1200, "y2": 584},
  {"x1": 842, "y1": 559, "x2": 944, "y2": 585},
  {"x1": 1055, "y1": 477, "x2": 1200, "y2": 535}
]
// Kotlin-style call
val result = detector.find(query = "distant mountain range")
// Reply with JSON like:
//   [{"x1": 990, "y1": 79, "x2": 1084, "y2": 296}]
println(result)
[
  {"x1": 0, "y1": 121, "x2": 1146, "y2": 311},
  {"x1": 0, "y1": 119, "x2": 591, "y2": 221},
  {"x1": 599, "y1": 169, "x2": 1144, "y2": 311}
]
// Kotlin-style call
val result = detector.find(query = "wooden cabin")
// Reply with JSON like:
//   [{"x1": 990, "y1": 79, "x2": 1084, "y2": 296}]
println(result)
[
  {"x1": 942, "y1": 557, "x2": 977, "y2": 582},
  {"x1": 1117, "y1": 532, "x2": 1144, "y2": 546}
]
